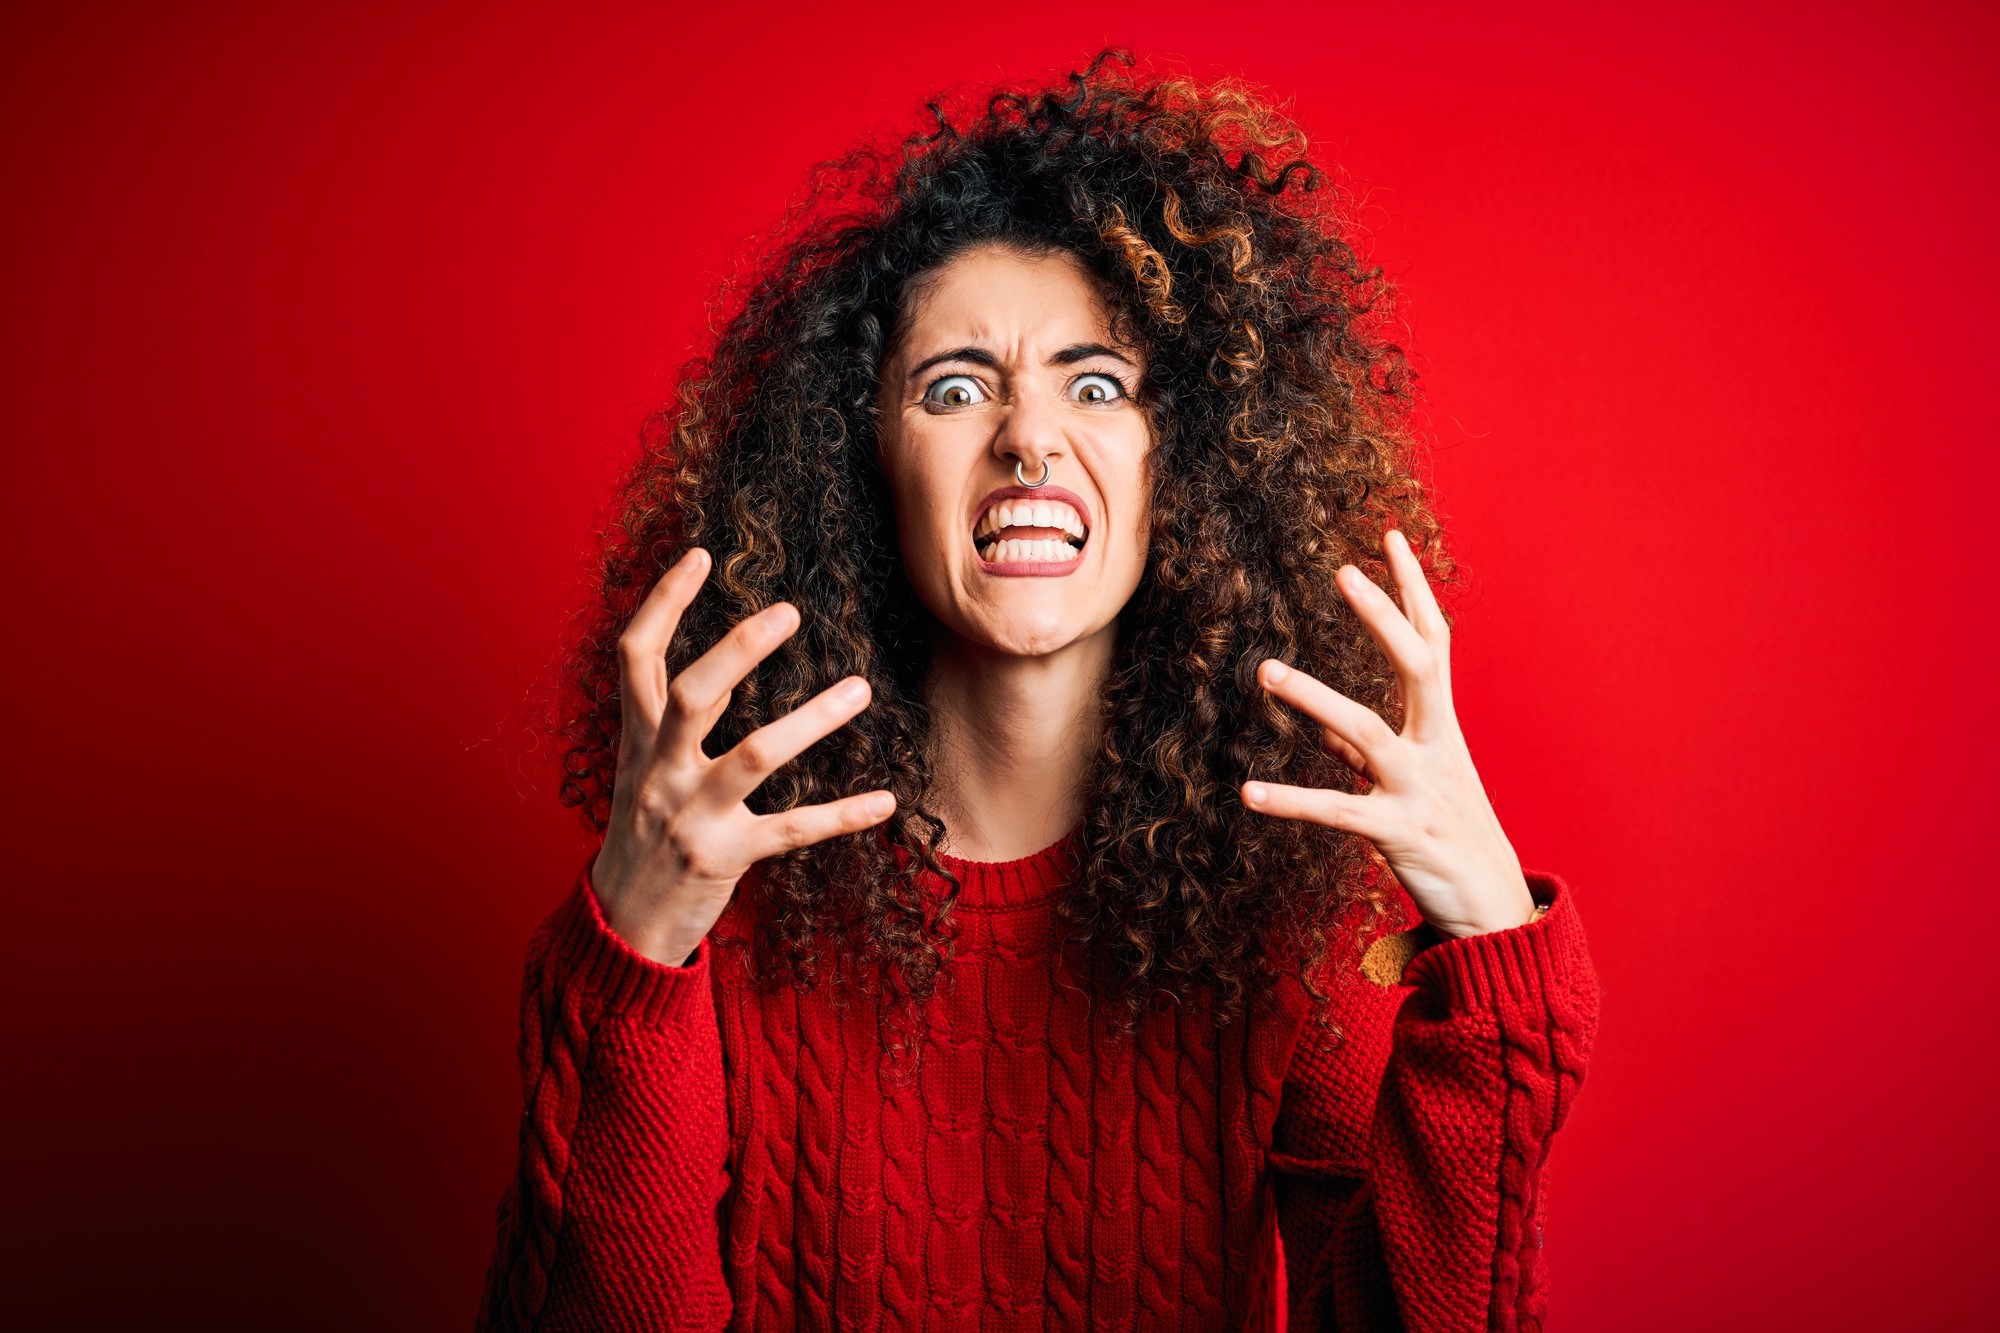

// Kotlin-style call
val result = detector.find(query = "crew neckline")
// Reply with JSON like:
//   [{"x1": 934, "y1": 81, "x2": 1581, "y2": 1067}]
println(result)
[{"x1": 927, "y1": 827, "x2": 1082, "y2": 911}]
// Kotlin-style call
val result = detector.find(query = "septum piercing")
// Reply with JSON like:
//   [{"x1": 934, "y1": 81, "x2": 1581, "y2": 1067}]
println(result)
[{"x1": 1016, "y1": 458, "x2": 1052, "y2": 488}]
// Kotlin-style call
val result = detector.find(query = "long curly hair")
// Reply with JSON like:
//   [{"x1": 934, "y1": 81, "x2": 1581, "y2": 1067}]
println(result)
[{"x1": 554, "y1": 49, "x2": 1459, "y2": 1045}]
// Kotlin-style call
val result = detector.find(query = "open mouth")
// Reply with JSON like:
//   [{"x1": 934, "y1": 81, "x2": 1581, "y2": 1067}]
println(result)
[{"x1": 972, "y1": 497, "x2": 1090, "y2": 564}]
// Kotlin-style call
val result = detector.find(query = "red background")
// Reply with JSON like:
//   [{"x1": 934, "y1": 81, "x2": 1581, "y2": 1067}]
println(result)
[{"x1": 4, "y1": 2, "x2": 1994, "y2": 1327}]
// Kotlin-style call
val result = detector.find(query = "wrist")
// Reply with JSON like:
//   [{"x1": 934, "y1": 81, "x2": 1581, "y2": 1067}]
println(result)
[
  {"x1": 1433, "y1": 884, "x2": 1543, "y2": 939},
  {"x1": 586, "y1": 851, "x2": 735, "y2": 970},
  {"x1": 650, "y1": 935, "x2": 702, "y2": 969},
  {"x1": 612, "y1": 915, "x2": 707, "y2": 969},
  {"x1": 592, "y1": 891, "x2": 707, "y2": 969}
]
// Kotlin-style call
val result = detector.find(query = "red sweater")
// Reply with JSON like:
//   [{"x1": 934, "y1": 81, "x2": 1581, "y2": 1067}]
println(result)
[{"x1": 475, "y1": 833, "x2": 1599, "y2": 1331}]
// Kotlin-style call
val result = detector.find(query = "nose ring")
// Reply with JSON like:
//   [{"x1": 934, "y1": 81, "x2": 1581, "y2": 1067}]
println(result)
[{"x1": 1016, "y1": 457, "x2": 1052, "y2": 488}]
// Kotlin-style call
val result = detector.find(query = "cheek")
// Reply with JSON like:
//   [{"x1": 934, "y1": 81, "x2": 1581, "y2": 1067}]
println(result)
[
  {"x1": 885, "y1": 444, "x2": 956, "y2": 546},
  {"x1": 1105, "y1": 429, "x2": 1154, "y2": 555}
]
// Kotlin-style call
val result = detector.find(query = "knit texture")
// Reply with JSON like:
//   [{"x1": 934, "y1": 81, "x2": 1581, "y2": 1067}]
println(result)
[{"x1": 475, "y1": 835, "x2": 1599, "y2": 1331}]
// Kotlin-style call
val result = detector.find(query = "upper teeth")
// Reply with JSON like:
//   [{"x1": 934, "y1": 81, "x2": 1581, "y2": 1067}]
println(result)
[{"x1": 974, "y1": 499, "x2": 1088, "y2": 543}]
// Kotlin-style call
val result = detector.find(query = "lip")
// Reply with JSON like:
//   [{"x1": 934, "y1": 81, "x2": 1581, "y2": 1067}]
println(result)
[{"x1": 970, "y1": 483, "x2": 1093, "y2": 579}]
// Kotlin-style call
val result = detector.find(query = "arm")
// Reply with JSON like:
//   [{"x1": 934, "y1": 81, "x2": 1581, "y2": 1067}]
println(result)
[
  {"x1": 475, "y1": 861, "x2": 733, "y2": 1333},
  {"x1": 1271, "y1": 870, "x2": 1600, "y2": 1332}
]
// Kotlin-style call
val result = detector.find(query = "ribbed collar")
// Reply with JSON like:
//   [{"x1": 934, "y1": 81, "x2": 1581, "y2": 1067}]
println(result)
[{"x1": 925, "y1": 827, "x2": 1082, "y2": 912}]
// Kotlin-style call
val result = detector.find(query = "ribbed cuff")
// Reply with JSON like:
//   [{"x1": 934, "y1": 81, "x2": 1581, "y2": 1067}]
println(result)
[
  {"x1": 543, "y1": 859, "x2": 715, "y2": 1031},
  {"x1": 1400, "y1": 870, "x2": 1589, "y2": 1010}
]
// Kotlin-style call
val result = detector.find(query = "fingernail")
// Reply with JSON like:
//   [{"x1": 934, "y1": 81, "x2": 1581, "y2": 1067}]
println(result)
[
  {"x1": 867, "y1": 792, "x2": 895, "y2": 816},
  {"x1": 1264, "y1": 661, "x2": 1288, "y2": 684},
  {"x1": 1244, "y1": 782, "x2": 1267, "y2": 806},
  {"x1": 840, "y1": 677, "x2": 869, "y2": 703}
]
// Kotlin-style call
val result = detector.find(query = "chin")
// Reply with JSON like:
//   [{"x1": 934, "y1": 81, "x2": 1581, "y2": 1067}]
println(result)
[
  {"x1": 967, "y1": 604, "x2": 1101, "y2": 658},
  {"x1": 921, "y1": 587, "x2": 1065, "y2": 653},
  {"x1": 917, "y1": 563, "x2": 1129, "y2": 658},
  {"x1": 992, "y1": 629, "x2": 1080, "y2": 658}
]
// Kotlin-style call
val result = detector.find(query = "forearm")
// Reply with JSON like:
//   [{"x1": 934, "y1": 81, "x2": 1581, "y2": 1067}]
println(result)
[
  {"x1": 1275, "y1": 871, "x2": 1600, "y2": 1332},
  {"x1": 475, "y1": 866, "x2": 733, "y2": 1332}
]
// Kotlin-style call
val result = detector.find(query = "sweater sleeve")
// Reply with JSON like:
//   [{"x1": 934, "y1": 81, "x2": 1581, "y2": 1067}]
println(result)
[
  {"x1": 1269, "y1": 871, "x2": 1600, "y2": 1332},
  {"x1": 474, "y1": 859, "x2": 734, "y2": 1332}
]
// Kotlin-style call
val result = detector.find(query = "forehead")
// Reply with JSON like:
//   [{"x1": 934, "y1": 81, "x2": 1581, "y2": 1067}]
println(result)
[{"x1": 896, "y1": 244, "x2": 1130, "y2": 354}]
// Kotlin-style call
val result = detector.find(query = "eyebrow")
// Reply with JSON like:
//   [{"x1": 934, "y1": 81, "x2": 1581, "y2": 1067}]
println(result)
[{"x1": 905, "y1": 342, "x2": 1137, "y2": 382}]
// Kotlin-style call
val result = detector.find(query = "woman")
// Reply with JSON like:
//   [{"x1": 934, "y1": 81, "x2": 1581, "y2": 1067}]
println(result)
[{"x1": 477, "y1": 51, "x2": 1599, "y2": 1332}]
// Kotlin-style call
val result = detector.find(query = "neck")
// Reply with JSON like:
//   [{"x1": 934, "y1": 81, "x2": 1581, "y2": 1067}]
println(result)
[{"x1": 922, "y1": 621, "x2": 1112, "y2": 862}]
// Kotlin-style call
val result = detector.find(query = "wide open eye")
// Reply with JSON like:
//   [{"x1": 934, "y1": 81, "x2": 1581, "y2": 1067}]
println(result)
[
  {"x1": 1069, "y1": 372, "x2": 1129, "y2": 405},
  {"x1": 923, "y1": 375, "x2": 990, "y2": 409}
]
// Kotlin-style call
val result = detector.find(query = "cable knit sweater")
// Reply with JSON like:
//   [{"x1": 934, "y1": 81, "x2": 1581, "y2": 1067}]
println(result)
[{"x1": 475, "y1": 831, "x2": 1599, "y2": 1331}]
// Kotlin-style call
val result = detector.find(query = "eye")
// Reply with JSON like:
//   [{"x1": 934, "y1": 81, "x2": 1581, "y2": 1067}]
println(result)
[
  {"x1": 1070, "y1": 372, "x2": 1129, "y2": 405},
  {"x1": 923, "y1": 375, "x2": 990, "y2": 410}
]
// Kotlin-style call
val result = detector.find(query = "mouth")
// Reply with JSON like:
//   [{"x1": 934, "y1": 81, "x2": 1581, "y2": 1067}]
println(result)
[{"x1": 970, "y1": 484, "x2": 1092, "y2": 566}]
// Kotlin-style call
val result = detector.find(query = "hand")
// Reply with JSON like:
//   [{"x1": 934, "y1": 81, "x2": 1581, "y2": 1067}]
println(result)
[
  {"x1": 1240, "y1": 529, "x2": 1538, "y2": 939},
  {"x1": 589, "y1": 547, "x2": 898, "y2": 966}
]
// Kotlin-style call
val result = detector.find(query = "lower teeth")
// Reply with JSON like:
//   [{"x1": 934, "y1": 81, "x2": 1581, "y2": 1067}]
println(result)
[{"x1": 979, "y1": 539, "x2": 1080, "y2": 563}]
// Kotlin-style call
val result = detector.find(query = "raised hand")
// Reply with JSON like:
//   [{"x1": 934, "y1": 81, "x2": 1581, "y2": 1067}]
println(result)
[
  {"x1": 589, "y1": 547, "x2": 898, "y2": 966},
  {"x1": 1240, "y1": 529, "x2": 1540, "y2": 939}
]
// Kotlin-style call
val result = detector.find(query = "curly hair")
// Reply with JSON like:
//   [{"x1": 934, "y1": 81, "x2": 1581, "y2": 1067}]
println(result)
[{"x1": 554, "y1": 49, "x2": 1460, "y2": 1051}]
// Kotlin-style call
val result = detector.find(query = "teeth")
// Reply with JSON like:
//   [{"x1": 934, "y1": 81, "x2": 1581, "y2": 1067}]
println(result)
[
  {"x1": 977, "y1": 537, "x2": 1081, "y2": 564},
  {"x1": 974, "y1": 499, "x2": 1087, "y2": 542}
]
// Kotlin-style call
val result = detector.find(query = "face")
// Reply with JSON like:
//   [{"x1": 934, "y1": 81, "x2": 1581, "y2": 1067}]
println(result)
[{"x1": 875, "y1": 243, "x2": 1153, "y2": 659}]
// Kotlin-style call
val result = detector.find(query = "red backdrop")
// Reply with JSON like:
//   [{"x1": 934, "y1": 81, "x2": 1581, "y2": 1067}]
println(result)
[{"x1": 5, "y1": 2, "x2": 1994, "y2": 1327}]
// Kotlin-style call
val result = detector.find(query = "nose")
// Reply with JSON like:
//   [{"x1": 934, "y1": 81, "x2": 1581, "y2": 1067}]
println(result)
[{"x1": 991, "y1": 384, "x2": 1065, "y2": 481}]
